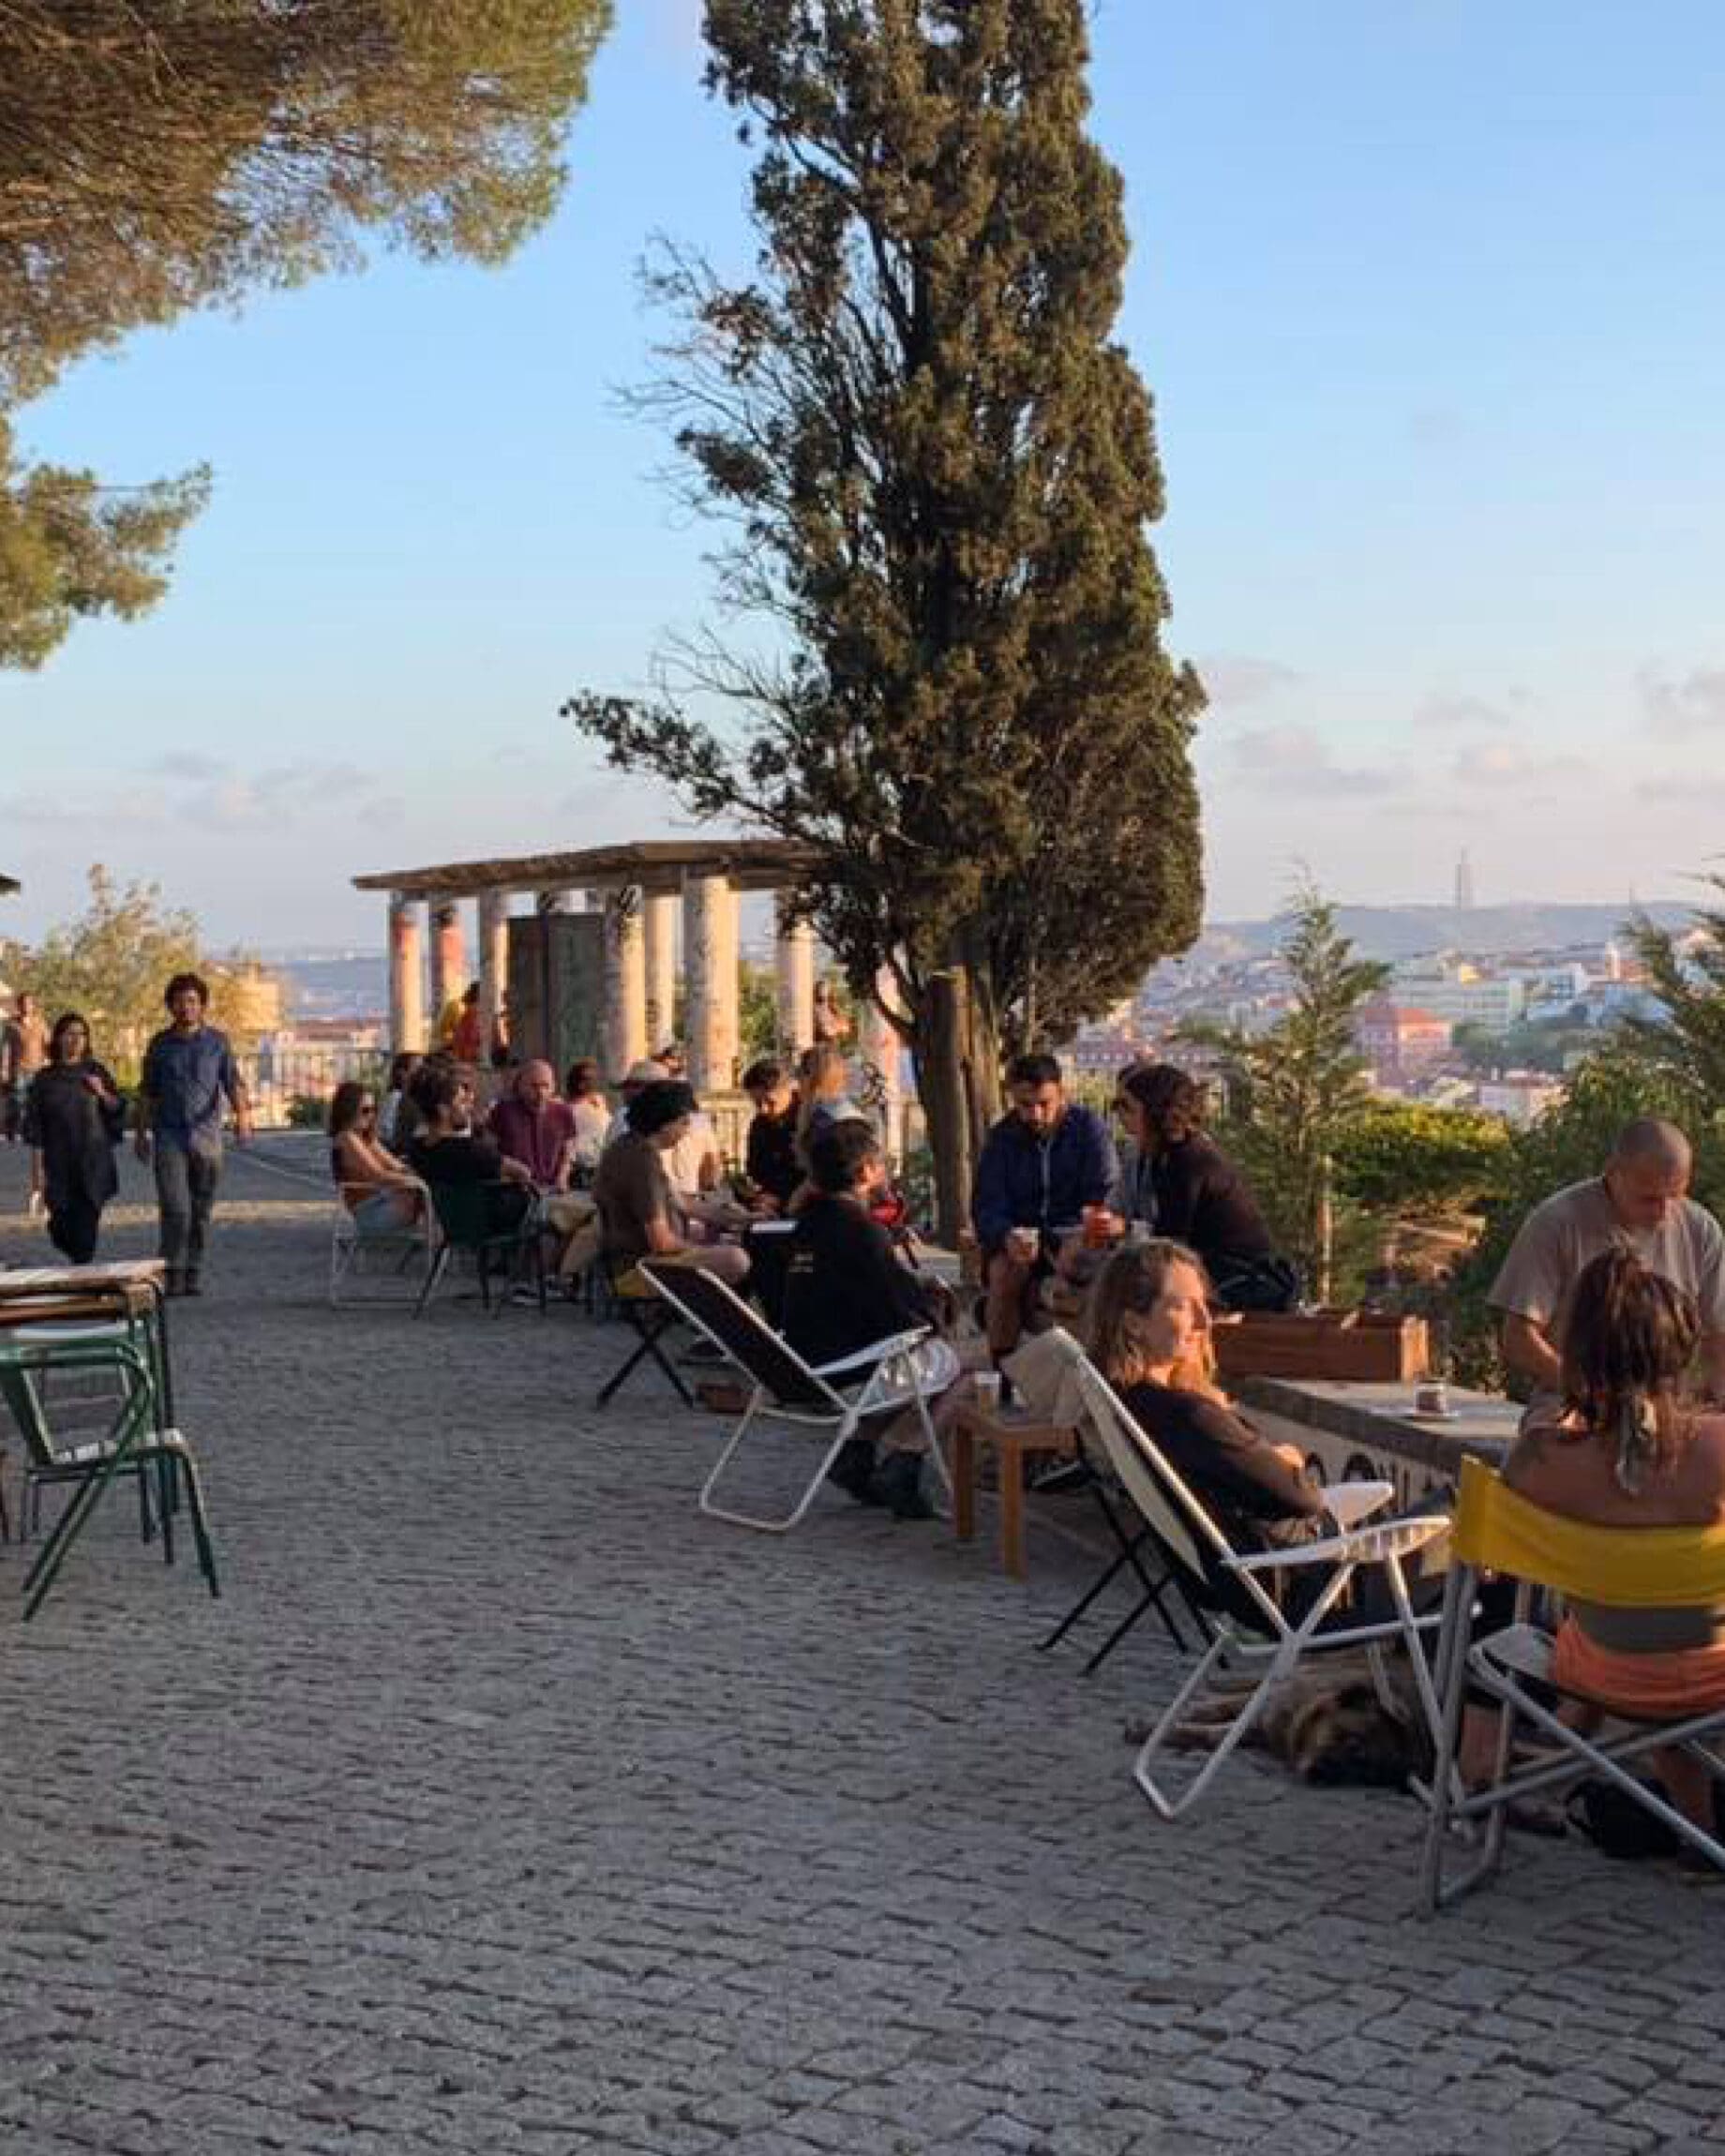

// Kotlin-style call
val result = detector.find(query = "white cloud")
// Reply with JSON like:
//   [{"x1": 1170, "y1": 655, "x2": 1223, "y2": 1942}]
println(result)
[
  {"x1": 1450, "y1": 741, "x2": 1588, "y2": 791},
  {"x1": 1639, "y1": 666, "x2": 1725, "y2": 739},
  {"x1": 1228, "y1": 726, "x2": 1399, "y2": 797},
  {"x1": 1199, "y1": 655, "x2": 1302, "y2": 710},
  {"x1": 1416, "y1": 694, "x2": 1510, "y2": 729}
]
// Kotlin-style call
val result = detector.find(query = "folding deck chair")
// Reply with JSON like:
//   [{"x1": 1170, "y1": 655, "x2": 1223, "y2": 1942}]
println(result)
[
  {"x1": 414, "y1": 1179, "x2": 545, "y2": 1319},
  {"x1": 594, "y1": 1250, "x2": 694, "y2": 1407},
  {"x1": 0, "y1": 1332, "x2": 219, "y2": 1621},
  {"x1": 330, "y1": 1178, "x2": 434, "y2": 1305},
  {"x1": 638, "y1": 1258, "x2": 956, "y2": 1534},
  {"x1": 1067, "y1": 1345, "x2": 1451, "y2": 1819},
  {"x1": 1419, "y1": 1456, "x2": 1725, "y2": 1909}
]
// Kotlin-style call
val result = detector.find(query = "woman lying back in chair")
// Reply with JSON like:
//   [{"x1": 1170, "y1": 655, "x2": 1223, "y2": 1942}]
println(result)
[
  {"x1": 1504, "y1": 1247, "x2": 1725, "y2": 1833},
  {"x1": 1083, "y1": 1239, "x2": 1328, "y2": 1555}
]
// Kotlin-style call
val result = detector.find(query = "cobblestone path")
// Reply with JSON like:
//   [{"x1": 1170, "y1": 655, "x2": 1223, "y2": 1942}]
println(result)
[{"x1": 2, "y1": 1139, "x2": 1723, "y2": 2156}]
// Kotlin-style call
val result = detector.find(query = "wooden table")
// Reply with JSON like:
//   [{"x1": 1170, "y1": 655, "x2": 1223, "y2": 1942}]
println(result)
[{"x1": 950, "y1": 1403, "x2": 1081, "y2": 1580}]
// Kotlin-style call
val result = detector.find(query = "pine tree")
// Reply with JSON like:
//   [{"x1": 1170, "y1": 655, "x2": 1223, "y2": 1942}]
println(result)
[{"x1": 564, "y1": 0, "x2": 1203, "y2": 1234}]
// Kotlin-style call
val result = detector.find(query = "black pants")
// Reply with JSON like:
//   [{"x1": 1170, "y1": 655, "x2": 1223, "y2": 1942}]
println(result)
[{"x1": 48, "y1": 1193, "x2": 103, "y2": 1265}]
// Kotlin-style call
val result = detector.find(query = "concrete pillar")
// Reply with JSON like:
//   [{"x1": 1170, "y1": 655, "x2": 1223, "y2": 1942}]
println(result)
[
  {"x1": 428, "y1": 894, "x2": 466, "y2": 1022},
  {"x1": 387, "y1": 892, "x2": 426, "y2": 1052},
  {"x1": 601, "y1": 886, "x2": 648, "y2": 1079},
  {"x1": 773, "y1": 897, "x2": 818, "y2": 1056},
  {"x1": 643, "y1": 891, "x2": 679, "y2": 1055},
  {"x1": 478, "y1": 889, "x2": 510, "y2": 1058},
  {"x1": 683, "y1": 871, "x2": 740, "y2": 1092},
  {"x1": 862, "y1": 971, "x2": 904, "y2": 1160}
]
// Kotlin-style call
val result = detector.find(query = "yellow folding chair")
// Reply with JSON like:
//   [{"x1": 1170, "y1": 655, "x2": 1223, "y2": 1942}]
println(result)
[{"x1": 1419, "y1": 1456, "x2": 1725, "y2": 1909}]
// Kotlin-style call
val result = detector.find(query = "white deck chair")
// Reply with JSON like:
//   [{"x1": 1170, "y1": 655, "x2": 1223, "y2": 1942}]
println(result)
[
  {"x1": 1058, "y1": 1336, "x2": 1451, "y2": 1819},
  {"x1": 638, "y1": 1258, "x2": 957, "y2": 1534},
  {"x1": 1419, "y1": 1457, "x2": 1725, "y2": 1909},
  {"x1": 329, "y1": 1179, "x2": 433, "y2": 1305}
]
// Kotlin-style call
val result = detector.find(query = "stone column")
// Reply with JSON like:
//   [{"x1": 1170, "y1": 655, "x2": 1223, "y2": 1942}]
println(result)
[
  {"x1": 428, "y1": 894, "x2": 466, "y2": 1022},
  {"x1": 478, "y1": 889, "x2": 510, "y2": 1058},
  {"x1": 601, "y1": 886, "x2": 648, "y2": 1079},
  {"x1": 683, "y1": 871, "x2": 740, "y2": 1091},
  {"x1": 387, "y1": 892, "x2": 426, "y2": 1052},
  {"x1": 862, "y1": 972, "x2": 905, "y2": 1161},
  {"x1": 773, "y1": 897, "x2": 818, "y2": 1056},
  {"x1": 643, "y1": 892, "x2": 679, "y2": 1055}
]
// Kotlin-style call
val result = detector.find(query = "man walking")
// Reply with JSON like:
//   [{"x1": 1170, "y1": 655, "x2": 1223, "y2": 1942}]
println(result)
[
  {"x1": 1, "y1": 989, "x2": 47, "y2": 1143},
  {"x1": 134, "y1": 972, "x2": 252, "y2": 1295}
]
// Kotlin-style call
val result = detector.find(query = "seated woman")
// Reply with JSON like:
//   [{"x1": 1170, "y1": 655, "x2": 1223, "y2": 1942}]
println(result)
[
  {"x1": 1111, "y1": 1064, "x2": 1297, "y2": 1313},
  {"x1": 1082, "y1": 1238, "x2": 1327, "y2": 1555},
  {"x1": 562, "y1": 1056, "x2": 610, "y2": 1185},
  {"x1": 404, "y1": 1062, "x2": 535, "y2": 1236},
  {"x1": 780, "y1": 1120, "x2": 964, "y2": 1520},
  {"x1": 590, "y1": 1079, "x2": 749, "y2": 1287},
  {"x1": 328, "y1": 1080, "x2": 424, "y2": 1234},
  {"x1": 1504, "y1": 1247, "x2": 1725, "y2": 1834}
]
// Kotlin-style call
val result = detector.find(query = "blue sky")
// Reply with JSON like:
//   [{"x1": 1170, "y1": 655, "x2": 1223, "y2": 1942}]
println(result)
[{"x1": 4, "y1": 0, "x2": 1724, "y2": 948}]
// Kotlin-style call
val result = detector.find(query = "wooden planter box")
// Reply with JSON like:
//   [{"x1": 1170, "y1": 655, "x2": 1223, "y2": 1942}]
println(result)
[{"x1": 1213, "y1": 1310, "x2": 1429, "y2": 1384}]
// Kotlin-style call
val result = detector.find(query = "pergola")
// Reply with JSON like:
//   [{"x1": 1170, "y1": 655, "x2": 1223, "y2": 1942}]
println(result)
[{"x1": 352, "y1": 839, "x2": 898, "y2": 1100}]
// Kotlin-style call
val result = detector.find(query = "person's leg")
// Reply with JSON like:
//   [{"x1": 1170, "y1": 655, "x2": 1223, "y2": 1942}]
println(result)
[
  {"x1": 683, "y1": 1242, "x2": 750, "y2": 1289},
  {"x1": 184, "y1": 1146, "x2": 222, "y2": 1289},
  {"x1": 984, "y1": 1250, "x2": 1034, "y2": 1358},
  {"x1": 50, "y1": 1194, "x2": 101, "y2": 1265},
  {"x1": 154, "y1": 1144, "x2": 192, "y2": 1287}
]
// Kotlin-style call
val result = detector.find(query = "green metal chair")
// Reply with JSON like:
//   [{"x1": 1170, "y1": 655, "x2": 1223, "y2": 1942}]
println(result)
[
  {"x1": 0, "y1": 1334, "x2": 219, "y2": 1621},
  {"x1": 413, "y1": 1178, "x2": 546, "y2": 1318}
]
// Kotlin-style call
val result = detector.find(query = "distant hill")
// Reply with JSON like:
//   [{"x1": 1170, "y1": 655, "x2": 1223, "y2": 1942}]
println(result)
[
  {"x1": 264, "y1": 953, "x2": 387, "y2": 1021},
  {"x1": 1193, "y1": 902, "x2": 1693, "y2": 965}
]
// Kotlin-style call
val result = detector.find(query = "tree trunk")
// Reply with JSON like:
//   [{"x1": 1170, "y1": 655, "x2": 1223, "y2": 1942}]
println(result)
[{"x1": 918, "y1": 965, "x2": 1003, "y2": 1246}]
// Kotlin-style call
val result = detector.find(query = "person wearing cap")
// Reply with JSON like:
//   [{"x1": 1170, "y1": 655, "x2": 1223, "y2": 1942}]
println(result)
[
  {"x1": 591, "y1": 1080, "x2": 749, "y2": 1286},
  {"x1": 604, "y1": 1057, "x2": 671, "y2": 1151}
]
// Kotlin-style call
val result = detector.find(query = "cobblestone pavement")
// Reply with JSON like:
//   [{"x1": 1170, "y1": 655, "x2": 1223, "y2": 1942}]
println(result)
[{"x1": 2, "y1": 1136, "x2": 1724, "y2": 2156}]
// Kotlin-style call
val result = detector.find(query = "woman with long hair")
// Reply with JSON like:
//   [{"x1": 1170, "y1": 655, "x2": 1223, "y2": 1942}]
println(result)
[
  {"x1": 1082, "y1": 1237, "x2": 1326, "y2": 1552},
  {"x1": 1506, "y1": 1246, "x2": 1725, "y2": 1830},
  {"x1": 328, "y1": 1080, "x2": 424, "y2": 1233},
  {"x1": 793, "y1": 1041, "x2": 869, "y2": 1169},
  {"x1": 1111, "y1": 1063, "x2": 1295, "y2": 1311},
  {"x1": 23, "y1": 1011, "x2": 124, "y2": 1264}
]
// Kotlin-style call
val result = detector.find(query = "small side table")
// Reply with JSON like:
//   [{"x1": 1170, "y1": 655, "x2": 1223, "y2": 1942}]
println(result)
[{"x1": 950, "y1": 1405, "x2": 1081, "y2": 1580}]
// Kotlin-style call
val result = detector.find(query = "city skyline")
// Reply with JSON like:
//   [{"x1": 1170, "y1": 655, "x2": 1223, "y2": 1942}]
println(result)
[{"x1": 5, "y1": 0, "x2": 1725, "y2": 945}]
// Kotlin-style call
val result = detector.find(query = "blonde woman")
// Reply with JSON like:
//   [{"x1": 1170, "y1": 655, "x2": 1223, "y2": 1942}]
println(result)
[{"x1": 1081, "y1": 1238, "x2": 1326, "y2": 1553}]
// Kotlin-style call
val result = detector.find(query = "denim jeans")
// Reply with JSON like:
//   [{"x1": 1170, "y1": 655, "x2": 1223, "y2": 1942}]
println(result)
[{"x1": 154, "y1": 1141, "x2": 222, "y2": 1280}]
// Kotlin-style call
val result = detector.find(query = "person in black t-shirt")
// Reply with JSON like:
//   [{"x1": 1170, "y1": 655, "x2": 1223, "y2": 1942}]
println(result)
[
  {"x1": 781, "y1": 1120, "x2": 964, "y2": 1520},
  {"x1": 406, "y1": 1061, "x2": 535, "y2": 1236},
  {"x1": 1085, "y1": 1238, "x2": 1327, "y2": 1554},
  {"x1": 1111, "y1": 1063, "x2": 1298, "y2": 1313},
  {"x1": 741, "y1": 1058, "x2": 803, "y2": 1211}
]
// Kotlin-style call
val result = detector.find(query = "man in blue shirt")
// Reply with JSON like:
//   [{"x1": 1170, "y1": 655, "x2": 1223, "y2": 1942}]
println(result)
[
  {"x1": 970, "y1": 1052, "x2": 1117, "y2": 1357},
  {"x1": 134, "y1": 972, "x2": 251, "y2": 1295}
]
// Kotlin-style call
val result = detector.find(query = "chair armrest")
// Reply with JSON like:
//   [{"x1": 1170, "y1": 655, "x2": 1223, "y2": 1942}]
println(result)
[
  {"x1": 1320, "y1": 1479, "x2": 1396, "y2": 1530},
  {"x1": 810, "y1": 1326, "x2": 931, "y2": 1378},
  {"x1": 1229, "y1": 1513, "x2": 1451, "y2": 1573}
]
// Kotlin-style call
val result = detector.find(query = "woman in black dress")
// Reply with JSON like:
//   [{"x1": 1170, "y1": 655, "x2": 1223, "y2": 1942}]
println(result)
[{"x1": 24, "y1": 1011, "x2": 125, "y2": 1264}]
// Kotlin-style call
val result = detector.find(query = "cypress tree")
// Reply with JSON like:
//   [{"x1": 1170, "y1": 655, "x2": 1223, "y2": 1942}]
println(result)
[{"x1": 566, "y1": 0, "x2": 1204, "y2": 1231}]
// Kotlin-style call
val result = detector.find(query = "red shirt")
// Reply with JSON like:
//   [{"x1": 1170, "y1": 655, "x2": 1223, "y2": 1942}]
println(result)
[{"x1": 488, "y1": 1097, "x2": 578, "y2": 1186}]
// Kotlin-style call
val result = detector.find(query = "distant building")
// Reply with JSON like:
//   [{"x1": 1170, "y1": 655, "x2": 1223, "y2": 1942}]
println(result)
[
  {"x1": 1454, "y1": 849, "x2": 1476, "y2": 911},
  {"x1": 1389, "y1": 961, "x2": 1526, "y2": 1031},
  {"x1": 1356, "y1": 999, "x2": 1454, "y2": 1085},
  {"x1": 1478, "y1": 1075, "x2": 1565, "y2": 1129}
]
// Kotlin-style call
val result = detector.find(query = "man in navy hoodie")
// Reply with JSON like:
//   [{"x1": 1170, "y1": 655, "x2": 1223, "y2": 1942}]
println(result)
[{"x1": 971, "y1": 1052, "x2": 1117, "y2": 1357}]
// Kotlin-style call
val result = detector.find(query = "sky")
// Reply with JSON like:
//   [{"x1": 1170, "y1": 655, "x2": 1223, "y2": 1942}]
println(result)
[{"x1": 5, "y1": 0, "x2": 1725, "y2": 949}]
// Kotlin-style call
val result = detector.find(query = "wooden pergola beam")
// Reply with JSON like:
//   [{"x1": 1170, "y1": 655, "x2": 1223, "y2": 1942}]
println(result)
[{"x1": 352, "y1": 838, "x2": 817, "y2": 901}]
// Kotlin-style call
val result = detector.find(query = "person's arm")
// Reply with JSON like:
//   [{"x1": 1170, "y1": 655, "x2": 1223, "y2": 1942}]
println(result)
[
  {"x1": 1167, "y1": 1393, "x2": 1325, "y2": 1520},
  {"x1": 1500, "y1": 1311, "x2": 1563, "y2": 1396},
  {"x1": 133, "y1": 1041, "x2": 158, "y2": 1159},
  {"x1": 1080, "y1": 1111, "x2": 1118, "y2": 1209},
  {"x1": 219, "y1": 1042, "x2": 252, "y2": 1142},
  {"x1": 970, "y1": 1131, "x2": 1012, "y2": 1249}
]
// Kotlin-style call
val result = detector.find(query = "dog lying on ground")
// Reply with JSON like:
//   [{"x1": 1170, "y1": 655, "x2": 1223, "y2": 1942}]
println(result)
[{"x1": 1130, "y1": 1650, "x2": 1435, "y2": 1789}]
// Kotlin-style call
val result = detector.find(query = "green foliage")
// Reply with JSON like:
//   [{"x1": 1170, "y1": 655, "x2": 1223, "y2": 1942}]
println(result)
[
  {"x1": 0, "y1": 418, "x2": 210, "y2": 669},
  {"x1": 0, "y1": 863, "x2": 229, "y2": 1079},
  {"x1": 1618, "y1": 879, "x2": 1725, "y2": 1108},
  {"x1": 0, "y1": 0, "x2": 611, "y2": 666},
  {"x1": 1333, "y1": 1101, "x2": 1513, "y2": 1216},
  {"x1": 1184, "y1": 886, "x2": 1388, "y2": 1291},
  {"x1": 285, "y1": 1093, "x2": 329, "y2": 1131},
  {"x1": 1451, "y1": 1017, "x2": 1596, "y2": 1075},
  {"x1": 563, "y1": 0, "x2": 1203, "y2": 1212},
  {"x1": 739, "y1": 961, "x2": 778, "y2": 1063}
]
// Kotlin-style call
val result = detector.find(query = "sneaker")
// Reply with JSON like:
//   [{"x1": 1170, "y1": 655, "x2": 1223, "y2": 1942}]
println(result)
[
  {"x1": 509, "y1": 1282, "x2": 539, "y2": 1306},
  {"x1": 1031, "y1": 1458, "x2": 1096, "y2": 1496}
]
